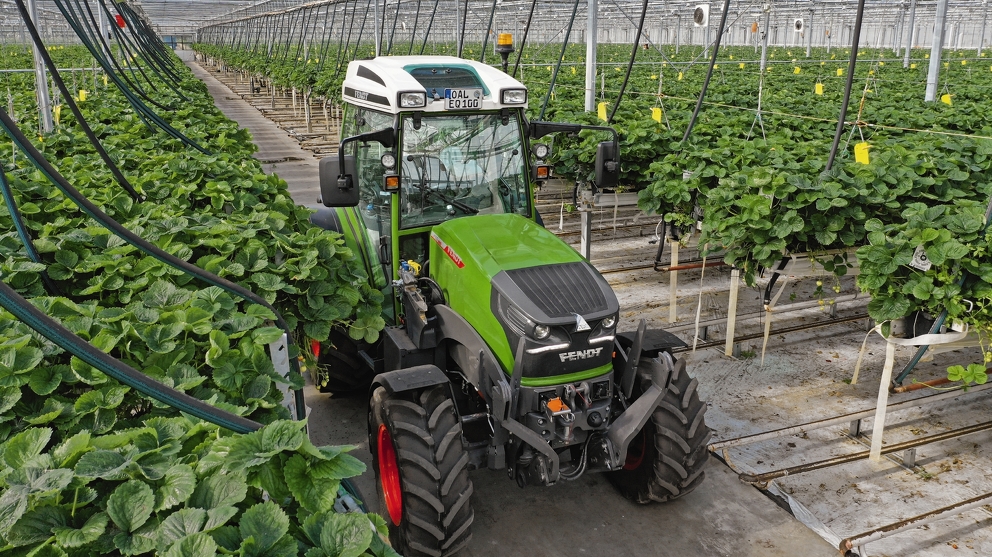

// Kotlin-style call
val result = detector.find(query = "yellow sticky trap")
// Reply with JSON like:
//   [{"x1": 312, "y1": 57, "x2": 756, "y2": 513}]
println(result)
[
  {"x1": 739, "y1": 63, "x2": 745, "y2": 69},
  {"x1": 794, "y1": 66, "x2": 801, "y2": 74},
  {"x1": 677, "y1": 72, "x2": 683, "y2": 81},
  {"x1": 78, "y1": 90, "x2": 87, "y2": 101},
  {"x1": 868, "y1": 70, "x2": 874, "y2": 75},
  {"x1": 962, "y1": 60, "x2": 967, "y2": 66},
  {"x1": 103, "y1": 74, "x2": 108, "y2": 86},
  {"x1": 597, "y1": 102, "x2": 608, "y2": 121},
  {"x1": 879, "y1": 61, "x2": 885, "y2": 66},
  {"x1": 815, "y1": 82, "x2": 824, "y2": 95},
  {"x1": 925, "y1": 54, "x2": 930, "y2": 58},
  {"x1": 546, "y1": 65, "x2": 552, "y2": 71},
  {"x1": 854, "y1": 142, "x2": 870, "y2": 165},
  {"x1": 571, "y1": 66, "x2": 576, "y2": 75},
  {"x1": 911, "y1": 63, "x2": 917, "y2": 69},
  {"x1": 767, "y1": 67, "x2": 772, "y2": 72},
  {"x1": 729, "y1": 55, "x2": 734, "y2": 60},
  {"x1": 821, "y1": 61, "x2": 825, "y2": 66},
  {"x1": 53, "y1": 104, "x2": 62, "y2": 125},
  {"x1": 650, "y1": 74, "x2": 657, "y2": 80},
  {"x1": 943, "y1": 62, "x2": 949, "y2": 68},
  {"x1": 651, "y1": 107, "x2": 662, "y2": 123},
  {"x1": 831, "y1": 54, "x2": 836, "y2": 59},
  {"x1": 836, "y1": 68, "x2": 843, "y2": 77},
  {"x1": 941, "y1": 94, "x2": 952, "y2": 105},
  {"x1": 714, "y1": 64, "x2": 719, "y2": 69}
]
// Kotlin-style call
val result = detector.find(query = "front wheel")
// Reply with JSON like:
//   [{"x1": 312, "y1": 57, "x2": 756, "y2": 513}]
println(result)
[
  {"x1": 369, "y1": 385, "x2": 474, "y2": 557},
  {"x1": 608, "y1": 358, "x2": 710, "y2": 503}
]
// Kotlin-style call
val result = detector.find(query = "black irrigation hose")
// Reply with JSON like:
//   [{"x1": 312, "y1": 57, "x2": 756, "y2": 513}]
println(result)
[
  {"x1": 826, "y1": 0, "x2": 868, "y2": 171},
  {"x1": 681, "y1": 0, "x2": 732, "y2": 143},
  {"x1": 457, "y1": 0, "x2": 469, "y2": 58},
  {"x1": 0, "y1": 106, "x2": 307, "y2": 421},
  {"x1": 480, "y1": 0, "x2": 499, "y2": 63},
  {"x1": 54, "y1": 0, "x2": 209, "y2": 153},
  {"x1": 0, "y1": 280, "x2": 262, "y2": 434},
  {"x1": 418, "y1": 0, "x2": 441, "y2": 55},
  {"x1": 387, "y1": 0, "x2": 401, "y2": 55},
  {"x1": 537, "y1": 0, "x2": 582, "y2": 121},
  {"x1": 511, "y1": 0, "x2": 538, "y2": 78},
  {"x1": 14, "y1": 0, "x2": 142, "y2": 203},
  {"x1": 0, "y1": 165, "x2": 60, "y2": 296},
  {"x1": 606, "y1": 0, "x2": 648, "y2": 124},
  {"x1": 408, "y1": 0, "x2": 422, "y2": 56}
]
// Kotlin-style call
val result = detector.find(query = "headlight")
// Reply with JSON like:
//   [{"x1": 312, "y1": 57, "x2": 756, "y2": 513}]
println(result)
[
  {"x1": 398, "y1": 92, "x2": 426, "y2": 108},
  {"x1": 534, "y1": 325, "x2": 550, "y2": 339},
  {"x1": 532, "y1": 143, "x2": 550, "y2": 159},
  {"x1": 381, "y1": 153, "x2": 396, "y2": 169},
  {"x1": 602, "y1": 314, "x2": 617, "y2": 329},
  {"x1": 500, "y1": 89, "x2": 527, "y2": 104}
]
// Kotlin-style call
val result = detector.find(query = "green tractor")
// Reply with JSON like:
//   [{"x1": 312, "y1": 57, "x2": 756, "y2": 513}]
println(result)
[{"x1": 310, "y1": 51, "x2": 709, "y2": 557}]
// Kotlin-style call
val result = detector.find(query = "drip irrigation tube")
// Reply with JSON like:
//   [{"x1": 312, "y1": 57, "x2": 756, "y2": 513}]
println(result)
[
  {"x1": 826, "y1": 0, "x2": 868, "y2": 171},
  {"x1": 606, "y1": 0, "x2": 648, "y2": 124},
  {"x1": 0, "y1": 106, "x2": 307, "y2": 421},
  {"x1": 0, "y1": 279, "x2": 262, "y2": 434},
  {"x1": 681, "y1": 0, "x2": 733, "y2": 143},
  {"x1": 14, "y1": 0, "x2": 142, "y2": 202},
  {"x1": 0, "y1": 164, "x2": 60, "y2": 295}
]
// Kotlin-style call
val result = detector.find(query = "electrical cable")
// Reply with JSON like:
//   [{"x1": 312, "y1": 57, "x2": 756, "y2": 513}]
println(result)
[
  {"x1": 537, "y1": 0, "x2": 582, "y2": 121},
  {"x1": 681, "y1": 0, "x2": 734, "y2": 143},
  {"x1": 0, "y1": 279, "x2": 262, "y2": 434},
  {"x1": 606, "y1": 0, "x2": 649, "y2": 124},
  {"x1": 0, "y1": 105, "x2": 307, "y2": 421},
  {"x1": 13, "y1": 0, "x2": 142, "y2": 203},
  {"x1": 826, "y1": 0, "x2": 868, "y2": 170}
]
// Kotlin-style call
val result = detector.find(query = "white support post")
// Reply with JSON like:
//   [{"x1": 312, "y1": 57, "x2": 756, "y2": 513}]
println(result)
[
  {"x1": 668, "y1": 240, "x2": 679, "y2": 323},
  {"x1": 584, "y1": 0, "x2": 597, "y2": 112},
  {"x1": 979, "y1": 1, "x2": 989, "y2": 57},
  {"x1": 925, "y1": 0, "x2": 949, "y2": 102},
  {"x1": 579, "y1": 209, "x2": 592, "y2": 260},
  {"x1": 26, "y1": 0, "x2": 53, "y2": 134},
  {"x1": 724, "y1": 268, "x2": 740, "y2": 357}
]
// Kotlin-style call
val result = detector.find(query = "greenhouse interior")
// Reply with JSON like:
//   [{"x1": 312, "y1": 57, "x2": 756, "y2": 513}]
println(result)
[{"x1": 1, "y1": 0, "x2": 992, "y2": 555}]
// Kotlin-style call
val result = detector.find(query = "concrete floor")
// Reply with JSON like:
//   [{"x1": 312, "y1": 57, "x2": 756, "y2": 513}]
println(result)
[{"x1": 185, "y1": 50, "x2": 856, "y2": 556}]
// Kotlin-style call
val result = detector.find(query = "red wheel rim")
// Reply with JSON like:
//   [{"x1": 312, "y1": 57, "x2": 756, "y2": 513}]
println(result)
[
  {"x1": 377, "y1": 424, "x2": 403, "y2": 525},
  {"x1": 623, "y1": 429, "x2": 646, "y2": 470}
]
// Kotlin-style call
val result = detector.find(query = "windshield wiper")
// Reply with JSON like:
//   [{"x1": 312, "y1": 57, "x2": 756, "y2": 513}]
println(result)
[{"x1": 418, "y1": 185, "x2": 479, "y2": 215}]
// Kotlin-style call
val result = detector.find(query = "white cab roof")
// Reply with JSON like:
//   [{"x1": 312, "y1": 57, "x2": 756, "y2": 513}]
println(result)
[{"x1": 341, "y1": 56, "x2": 528, "y2": 114}]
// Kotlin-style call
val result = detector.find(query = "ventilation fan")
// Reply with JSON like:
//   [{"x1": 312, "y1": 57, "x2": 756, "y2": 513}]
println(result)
[
  {"x1": 693, "y1": 4, "x2": 710, "y2": 27},
  {"x1": 794, "y1": 18, "x2": 804, "y2": 32}
]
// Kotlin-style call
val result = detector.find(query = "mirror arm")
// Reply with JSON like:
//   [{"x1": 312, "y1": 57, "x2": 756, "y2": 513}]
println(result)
[
  {"x1": 528, "y1": 121, "x2": 620, "y2": 165},
  {"x1": 336, "y1": 127, "x2": 398, "y2": 189}
]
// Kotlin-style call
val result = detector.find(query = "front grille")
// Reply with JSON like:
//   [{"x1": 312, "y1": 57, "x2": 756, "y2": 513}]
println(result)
[{"x1": 504, "y1": 262, "x2": 609, "y2": 318}]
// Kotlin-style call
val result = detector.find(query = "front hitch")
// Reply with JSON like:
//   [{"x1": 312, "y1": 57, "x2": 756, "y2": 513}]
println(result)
[{"x1": 602, "y1": 353, "x2": 678, "y2": 470}]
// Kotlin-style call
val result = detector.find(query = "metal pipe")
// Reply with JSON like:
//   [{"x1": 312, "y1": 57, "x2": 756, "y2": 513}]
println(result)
[
  {"x1": 979, "y1": 1, "x2": 988, "y2": 57},
  {"x1": 26, "y1": 0, "x2": 53, "y2": 133},
  {"x1": 584, "y1": 0, "x2": 597, "y2": 112},
  {"x1": 672, "y1": 314, "x2": 869, "y2": 353},
  {"x1": 904, "y1": 0, "x2": 917, "y2": 68},
  {"x1": 890, "y1": 377, "x2": 952, "y2": 393},
  {"x1": 841, "y1": 491, "x2": 992, "y2": 552},
  {"x1": 656, "y1": 261, "x2": 729, "y2": 272},
  {"x1": 710, "y1": 382, "x2": 992, "y2": 451},
  {"x1": 759, "y1": 5, "x2": 771, "y2": 73},
  {"x1": 739, "y1": 420, "x2": 992, "y2": 485}
]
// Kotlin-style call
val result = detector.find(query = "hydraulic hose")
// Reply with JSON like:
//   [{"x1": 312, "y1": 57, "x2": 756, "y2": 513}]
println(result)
[
  {"x1": 826, "y1": 0, "x2": 868, "y2": 170},
  {"x1": 681, "y1": 0, "x2": 733, "y2": 143},
  {"x1": 0, "y1": 279, "x2": 261, "y2": 434},
  {"x1": 606, "y1": 0, "x2": 649, "y2": 124},
  {"x1": 14, "y1": 0, "x2": 142, "y2": 202},
  {"x1": 0, "y1": 106, "x2": 307, "y2": 421}
]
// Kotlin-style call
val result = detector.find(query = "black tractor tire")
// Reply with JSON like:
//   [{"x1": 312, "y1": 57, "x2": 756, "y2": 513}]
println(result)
[
  {"x1": 369, "y1": 385, "x2": 474, "y2": 557},
  {"x1": 608, "y1": 358, "x2": 711, "y2": 503},
  {"x1": 316, "y1": 330, "x2": 373, "y2": 395}
]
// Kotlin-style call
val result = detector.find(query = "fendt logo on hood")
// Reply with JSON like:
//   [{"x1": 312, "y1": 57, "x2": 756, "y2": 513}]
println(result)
[{"x1": 559, "y1": 348, "x2": 603, "y2": 362}]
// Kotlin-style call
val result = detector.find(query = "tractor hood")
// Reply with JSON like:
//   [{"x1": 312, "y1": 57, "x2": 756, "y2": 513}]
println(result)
[{"x1": 430, "y1": 214, "x2": 620, "y2": 377}]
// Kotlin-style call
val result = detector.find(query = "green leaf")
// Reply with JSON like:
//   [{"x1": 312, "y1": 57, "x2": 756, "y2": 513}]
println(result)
[
  {"x1": 162, "y1": 532, "x2": 217, "y2": 557},
  {"x1": 284, "y1": 454, "x2": 338, "y2": 513},
  {"x1": 53, "y1": 512, "x2": 108, "y2": 548},
  {"x1": 143, "y1": 280, "x2": 194, "y2": 309},
  {"x1": 188, "y1": 473, "x2": 248, "y2": 510},
  {"x1": 106, "y1": 480, "x2": 155, "y2": 533},
  {"x1": 203, "y1": 507, "x2": 238, "y2": 532},
  {"x1": 0, "y1": 491, "x2": 27, "y2": 538},
  {"x1": 250, "y1": 327, "x2": 284, "y2": 345},
  {"x1": 28, "y1": 365, "x2": 62, "y2": 395},
  {"x1": 310, "y1": 453, "x2": 366, "y2": 481},
  {"x1": 157, "y1": 464, "x2": 197, "y2": 511},
  {"x1": 7, "y1": 506, "x2": 69, "y2": 547},
  {"x1": 3, "y1": 427, "x2": 52, "y2": 469},
  {"x1": 52, "y1": 431, "x2": 91, "y2": 467},
  {"x1": 239, "y1": 502, "x2": 289, "y2": 554},
  {"x1": 158, "y1": 508, "x2": 207, "y2": 549},
  {"x1": 318, "y1": 512, "x2": 373, "y2": 557}
]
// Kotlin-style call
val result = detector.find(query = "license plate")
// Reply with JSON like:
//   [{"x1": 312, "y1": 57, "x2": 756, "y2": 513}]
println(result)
[{"x1": 444, "y1": 88, "x2": 483, "y2": 109}]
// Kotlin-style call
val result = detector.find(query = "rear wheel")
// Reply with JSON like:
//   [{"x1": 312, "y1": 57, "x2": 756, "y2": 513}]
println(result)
[
  {"x1": 316, "y1": 330, "x2": 374, "y2": 394},
  {"x1": 608, "y1": 358, "x2": 710, "y2": 503},
  {"x1": 369, "y1": 385, "x2": 474, "y2": 557}
]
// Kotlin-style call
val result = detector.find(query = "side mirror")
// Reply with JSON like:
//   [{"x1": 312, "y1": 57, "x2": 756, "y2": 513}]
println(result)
[
  {"x1": 595, "y1": 141, "x2": 619, "y2": 188},
  {"x1": 319, "y1": 154, "x2": 358, "y2": 207}
]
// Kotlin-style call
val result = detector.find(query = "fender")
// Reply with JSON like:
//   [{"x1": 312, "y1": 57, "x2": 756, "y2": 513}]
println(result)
[
  {"x1": 433, "y1": 304, "x2": 505, "y2": 397},
  {"x1": 370, "y1": 364, "x2": 449, "y2": 396},
  {"x1": 309, "y1": 207, "x2": 344, "y2": 233}
]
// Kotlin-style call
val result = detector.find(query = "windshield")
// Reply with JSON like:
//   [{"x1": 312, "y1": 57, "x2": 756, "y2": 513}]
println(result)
[{"x1": 399, "y1": 112, "x2": 529, "y2": 228}]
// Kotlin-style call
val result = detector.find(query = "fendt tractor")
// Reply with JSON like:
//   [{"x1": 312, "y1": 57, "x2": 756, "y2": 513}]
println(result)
[{"x1": 310, "y1": 38, "x2": 710, "y2": 557}]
